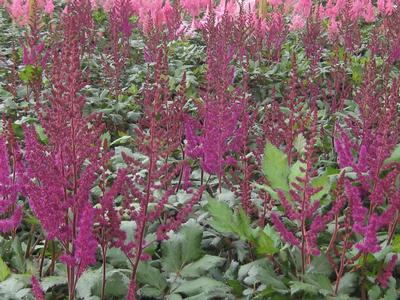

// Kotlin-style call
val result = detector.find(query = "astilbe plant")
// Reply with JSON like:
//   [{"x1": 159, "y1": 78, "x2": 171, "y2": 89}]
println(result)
[
  {"x1": 0, "y1": 122, "x2": 23, "y2": 234},
  {"x1": 102, "y1": 0, "x2": 133, "y2": 99},
  {"x1": 24, "y1": 2, "x2": 111, "y2": 299},
  {"x1": 184, "y1": 11, "x2": 242, "y2": 190},
  {"x1": 270, "y1": 106, "x2": 330, "y2": 274},
  {"x1": 119, "y1": 24, "x2": 204, "y2": 299},
  {"x1": 332, "y1": 36, "x2": 400, "y2": 297},
  {"x1": 222, "y1": 7, "x2": 265, "y2": 215}
]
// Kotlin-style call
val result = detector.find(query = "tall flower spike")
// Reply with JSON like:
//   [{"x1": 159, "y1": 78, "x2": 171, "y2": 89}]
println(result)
[{"x1": 0, "y1": 128, "x2": 23, "y2": 233}]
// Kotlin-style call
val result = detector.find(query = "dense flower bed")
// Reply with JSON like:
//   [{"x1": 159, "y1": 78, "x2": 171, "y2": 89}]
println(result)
[{"x1": 0, "y1": 1, "x2": 399, "y2": 299}]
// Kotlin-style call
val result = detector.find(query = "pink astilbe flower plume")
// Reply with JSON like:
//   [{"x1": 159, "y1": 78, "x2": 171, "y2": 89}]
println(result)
[
  {"x1": 24, "y1": 2, "x2": 111, "y2": 299},
  {"x1": 0, "y1": 126, "x2": 23, "y2": 233},
  {"x1": 377, "y1": 254, "x2": 398, "y2": 288},
  {"x1": 184, "y1": 12, "x2": 242, "y2": 188},
  {"x1": 31, "y1": 276, "x2": 45, "y2": 300},
  {"x1": 119, "y1": 27, "x2": 204, "y2": 299}
]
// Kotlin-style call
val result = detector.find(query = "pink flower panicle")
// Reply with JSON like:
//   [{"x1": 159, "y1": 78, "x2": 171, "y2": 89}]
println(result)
[
  {"x1": 0, "y1": 128, "x2": 23, "y2": 233},
  {"x1": 31, "y1": 276, "x2": 45, "y2": 300},
  {"x1": 377, "y1": 254, "x2": 398, "y2": 288}
]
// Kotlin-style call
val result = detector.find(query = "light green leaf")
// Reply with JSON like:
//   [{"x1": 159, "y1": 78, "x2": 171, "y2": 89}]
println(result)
[
  {"x1": 294, "y1": 134, "x2": 307, "y2": 154},
  {"x1": 263, "y1": 142, "x2": 290, "y2": 192},
  {"x1": 385, "y1": 144, "x2": 400, "y2": 164},
  {"x1": 336, "y1": 272, "x2": 357, "y2": 295},
  {"x1": 173, "y1": 277, "x2": 231, "y2": 298},
  {"x1": 162, "y1": 221, "x2": 203, "y2": 273},
  {"x1": 255, "y1": 231, "x2": 278, "y2": 255},
  {"x1": 368, "y1": 285, "x2": 381, "y2": 300},
  {"x1": 289, "y1": 160, "x2": 306, "y2": 187},
  {"x1": 0, "y1": 257, "x2": 10, "y2": 282},
  {"x1": 290, "y1": 281, "x2": 319, "y2": 295},
  {"x1": 40, "y1": 276, "x2": 67, "y2": 292},
  {"x1": 392, "y1": 235, "x2": 400, "y2": 253},
  {"x1": 181, "y1": 255, "x2": 225, "y2": 278},
  {"x1": 206, "y1": 198, "x2": 236, "y2": 234},
  {"x1": 137, "y1": 261, "x2": 167, "y2": 292}
]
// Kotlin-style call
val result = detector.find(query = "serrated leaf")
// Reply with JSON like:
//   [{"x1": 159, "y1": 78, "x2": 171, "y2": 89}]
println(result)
[
  {"x1": 255, "y1": 231, "x2": 278, "y2": 255},
  {"x1": 290, "y1": 281, "x2": 319, "y2": 295},
  {"x1": 289, "y1": 160, "x2": 306, "y2": 187},
  {"x1": 206, "y1": 198, "x2": 235, "y2": 234},
  {"x1": 336, "y1": 272, "x2": 357, "y2": 295},
  {"x1": 137, "y1": 261, "x2": 167, "y2": 292},
  {"x1": 392, "y1": 235, "x2": 400, "y2": 253},
  {"x1": 181, "y1": 255, "x2": 225, "y2": 278},
  {"x1": 162, "y1": 221, "x2": 203, "y2": 273},
  {"x1": 294, "y1": 134, "x2": 307, "y2": 154},
  {"x1": 173, "y1": 277, "x2": 230, "y2": 298},
  {"x1": 40, "y1": 276, "x2": 67, "y2": 291},
  {"x1": 368, "y1": 285, "x2": 381, "y2": 300},
  {"x1": 0, "y1": 257, "x2": 10, "y2": 282},
  {"x1": 93, "y1": 268, "x2": 130, "y2": 298},
  {"x1": 263, "y1": 142, "x2": 290, "y2": 192}
]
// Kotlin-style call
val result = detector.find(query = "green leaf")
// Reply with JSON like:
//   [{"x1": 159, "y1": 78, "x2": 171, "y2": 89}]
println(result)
[
  {"x1": 0, "y1": 257, "x2": 10, "y2": 282},
  {"x1": 180, "y1": 255, "x2": 225, "y2": 278},
  {"x1": 93, "y1": 268, "x2": 130, "y2": 298},
  {"x1": 162, "y1": 221, "x2": 203, "y2": 273},
  {"x1": 290, "y1": 281, "x2": 319, "y2": 295},
  {"x1": 110, "y1": 135, "x2": 133, "y2": 146},
  {"x1": 206, "y1": 198, "x2": 236, "y2": 234},
  {"x1": 385, "y1": 144, "x2": 400, "y2": 164},
  {"x1": 10, "y1": 237, "x2": 25, "y2": 273},
  {"x1": 233, "y1": 208, "x2": 253, "y2": 241},
  {"x1": 34, "y1": 124, "x2": 48, "y2": 144},
  {"x1": 368, "y1": 285, "x2": 381, "y2": 300},
  {"x1": 336, "y1": 272, "x2": 357, "y2": 295},
  {"x1": 263, "y1": 142, "x2": 290, "y2": 192},
  {"x1": 137, "y1": 261, "x2": 167, "y2": 292},
  {"x1": 40, "y1": 276, "x2": 67, "y2": 292},
  {"x1": 288, "y1": 160, "x2": 306, "y2": 187},
  {"x1": 392, "y1": 235, "x2": 400, "y2": 253},
  {"x1": 308, "y1": 254, "x2": 333, "y2": 276},
  {"x1": 173, "y1": 277, "x2": 231, "y2": 298},
  {"x1": 294, "y1": 134, "x2": 307, "y2": 154},
  {"x1": 255, "y1": 231, "x2": 278, "y2": 255}
]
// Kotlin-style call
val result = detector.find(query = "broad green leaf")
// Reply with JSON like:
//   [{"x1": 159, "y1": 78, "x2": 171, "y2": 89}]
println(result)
[
  {"x1": 336, "y1": 272, "x2": 357, "y2": 295},
  {"x1": 34, "y1": 124, "x2": 48, "y2": 144},
  {"x1": 206, "y1": 198, "x2": 235, "y2": 234},
  {"x1": 162, "y1": 221, "x2": 203, "y2": 273},
  {"x1": 263, "y1": 142, "x2": 290, "y2": 192},
  {"x1": 10, "y1": 237, "x2": 25, "y2": 273},
  {"x1": 234, "y1": 208, "x2": 253, "y2": 241},
  {"x1": 173, "y1": 277, "x2": 231, "y2": 298},
  {"x1": 110, "y1": 135, "x2": 133, "y2": 146},
  {"x1": 385, "y1": 144, "x2": 400, "y2": 164},
  {"x1": 76, "y1": 268, "x2": 99, "y2": 299},
  {"x1": 290, "y1": 281, "x2": 319, "y2": 295},
  {"x1": 0, "y1": 257, "x2": 10, "y2": 282},
  {"x1": 181, "y1": 255, "x2": 225, "y2": 278},
  {"x1": 294, "y1": 134, "x2": 306, "y2": 154},
  {"x1": 255, "y1": 231, "x2": 278, "y2": 255},
  {"x1": 137, "y1": 261, "x2": 167, "y2": 292},
  {"x1": 40, "y1": 276, "x2": 67, "y2": 292},
  {"x1": 368, "y1": 285, "x2": 381, "y2": 300},
  {"x1": 106, "y1": 248, "x2": 129, "y2": 268},
  {"x1": 392, "y1": 234, "x2": 400, "y2": 253},
  {"x1": 0, "y1": 274, "x2": 31, "y2": 295},
  {"x1": 288, "y1": 160, "x2": 306, "y2": 187},
  {"x1": 307, "y1": 254, "x2": 333, "y2": 276},
  {"x1": 93, "y1": 268, "x2": 130, "y2": 298}
]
